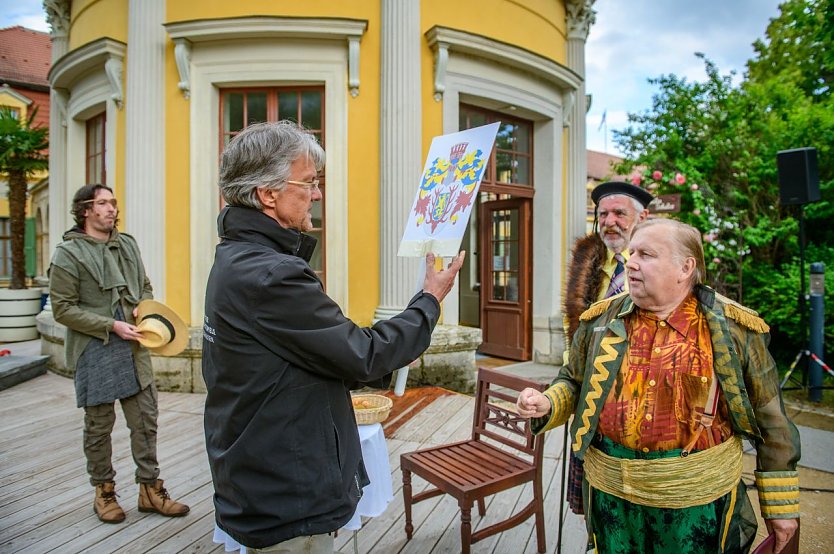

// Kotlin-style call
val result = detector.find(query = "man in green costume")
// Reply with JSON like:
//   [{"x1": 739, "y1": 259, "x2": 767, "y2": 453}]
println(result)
[
  {"x1": 517, "y1": 218, "x2": 800, "y2": 553},
  {"x1": 49, "y1": 184, "x2": 189, "y2": 524}
]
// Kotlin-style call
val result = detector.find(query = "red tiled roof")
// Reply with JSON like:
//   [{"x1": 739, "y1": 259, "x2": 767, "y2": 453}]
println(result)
[
  {"x1": 587, "y1": 149, "x2": 627, "y2": 181},
  {"x1": 0, "y1": 26, "x2": 52, "y2": 88}
]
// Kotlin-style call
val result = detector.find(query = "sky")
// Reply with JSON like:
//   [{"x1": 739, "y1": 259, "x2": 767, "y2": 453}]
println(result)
[
  {"x1": 0, "y1": 0, "x2": 49, "y2": 33},
  {"x1": 585, "y1": 0, "x2": 783, "y2": 155},
  {"x1": 2, "y1": 0, "x2": 785, "y2": 156}
]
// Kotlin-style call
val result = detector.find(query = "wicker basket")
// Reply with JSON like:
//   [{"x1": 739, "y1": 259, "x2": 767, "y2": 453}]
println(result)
[{"x1": 351, "y1": 394, "x2": 393, "y2": 425}]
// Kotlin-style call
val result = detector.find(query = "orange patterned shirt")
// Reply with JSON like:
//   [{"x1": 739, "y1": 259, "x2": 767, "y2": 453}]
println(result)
[{"x1": 597, "y1": 294, "x2": 733, "y2": 452}]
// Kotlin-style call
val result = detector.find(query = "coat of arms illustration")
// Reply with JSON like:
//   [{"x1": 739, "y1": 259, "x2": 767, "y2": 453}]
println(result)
[
  {"x1": 413, "y1": 142, "x2": 486, "y2": 236},
  {"x1": 398, "y1": 122, "x2": 499, "y2": 257}
]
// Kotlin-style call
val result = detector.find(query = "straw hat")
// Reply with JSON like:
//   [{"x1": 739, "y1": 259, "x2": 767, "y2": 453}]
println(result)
[{"x1": 135, "y1": 300, "x2": 188, "y2": 356}]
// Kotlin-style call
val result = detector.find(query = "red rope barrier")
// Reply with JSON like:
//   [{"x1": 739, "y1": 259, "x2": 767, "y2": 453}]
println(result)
[{"x1": 809, "y1": 352, "x2": 834, "y2": 377}]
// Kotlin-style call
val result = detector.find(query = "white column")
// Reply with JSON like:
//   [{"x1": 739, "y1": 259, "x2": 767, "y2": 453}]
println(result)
[
  {"x1": 374, "y1": 0, "x2": 423, "y2": 320},
  {"x1": 44, "y1": 0, "x2": 70, "y2": 257},
  {"x1": 565, "y1": 0, "x2": 596, "y2": 244},
  {"x1": 125, "y1": 0, "x2": 167, "y2": 298}
]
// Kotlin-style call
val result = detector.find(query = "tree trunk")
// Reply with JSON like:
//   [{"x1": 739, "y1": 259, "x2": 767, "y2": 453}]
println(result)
[{"x1": 8, "y1": 169, "x2": 27, "y2": 289}]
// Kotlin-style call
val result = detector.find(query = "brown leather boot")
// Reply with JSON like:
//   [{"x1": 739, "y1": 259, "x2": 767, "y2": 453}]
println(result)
[
  {"x1": 94, "y1": 482, "x2": 126, "y2": 524},
  {"x1": 138, "y1": 479, "x2": 190, "y2": 517}
]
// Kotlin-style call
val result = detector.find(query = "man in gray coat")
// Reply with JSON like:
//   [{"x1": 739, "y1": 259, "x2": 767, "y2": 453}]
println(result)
[{"x1": 49, "y1": 184, "x2": 189, "y2": 524}]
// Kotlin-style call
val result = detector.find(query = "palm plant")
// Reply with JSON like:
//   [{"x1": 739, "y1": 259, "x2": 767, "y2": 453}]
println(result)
[{"x1": 0, "y1": 107, "x2": 49, "y2": 289}]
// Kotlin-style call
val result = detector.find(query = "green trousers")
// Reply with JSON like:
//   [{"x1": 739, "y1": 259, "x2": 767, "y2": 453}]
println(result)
[
  {"x1": 83, "y1": 384, "x2": 160, "y2": 486},
  {"x1": 587, "y1": 435, "x2": 757, "y2": 553}
]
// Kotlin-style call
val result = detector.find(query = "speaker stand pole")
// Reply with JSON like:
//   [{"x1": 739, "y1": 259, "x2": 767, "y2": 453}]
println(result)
[
  {"x1": 782, "y1": 205, "x2": 810, "y2": 392},
  {"x1": 800, "y1": 205, "x2": 807, "y2": 389}
]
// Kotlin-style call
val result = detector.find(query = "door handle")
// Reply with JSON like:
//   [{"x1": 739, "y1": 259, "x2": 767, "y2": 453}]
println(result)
[{"x1": 473, "y1": 282, "x2": 481, "y2": 291}]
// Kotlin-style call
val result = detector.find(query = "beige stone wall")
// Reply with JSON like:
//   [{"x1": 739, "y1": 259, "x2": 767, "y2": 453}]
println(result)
[{"x1": 405, "y1": 325, "x2": 482, "y2": 394}]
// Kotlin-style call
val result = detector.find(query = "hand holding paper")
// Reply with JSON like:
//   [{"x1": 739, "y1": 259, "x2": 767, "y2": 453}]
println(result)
[
  {"x1": 393, "y1": 123, "x2": 497, "y2": 397},
  {"x1": 422, "y1": 251, "x2": 465, "y2": 303}
]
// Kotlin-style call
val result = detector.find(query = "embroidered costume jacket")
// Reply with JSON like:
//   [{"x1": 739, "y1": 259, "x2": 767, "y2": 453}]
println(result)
[{"x1": 537, "y1": 286, "x2": 801, "y2": 521}]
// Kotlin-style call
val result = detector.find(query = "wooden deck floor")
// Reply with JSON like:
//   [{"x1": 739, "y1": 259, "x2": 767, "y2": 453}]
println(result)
[{"x1": 0, "y1": 373, "x2": 587, "y2": 554}]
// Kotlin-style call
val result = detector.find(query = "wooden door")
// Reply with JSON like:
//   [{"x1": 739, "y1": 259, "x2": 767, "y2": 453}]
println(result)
[{"x1": 479, "y1": 198, "x2": 532, "y2": 360}]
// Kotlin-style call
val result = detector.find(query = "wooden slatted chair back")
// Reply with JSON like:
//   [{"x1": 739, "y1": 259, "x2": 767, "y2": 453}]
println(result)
[{"x1": 472, "y1": 367, "x2": 542, "y2": 459}]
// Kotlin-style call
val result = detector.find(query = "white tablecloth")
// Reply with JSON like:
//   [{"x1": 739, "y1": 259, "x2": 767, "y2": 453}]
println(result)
[
  {"x1": 343, "y1": 423, "x2": 394, "y2": 530},
  {"x1": 212, "y1": 423, "x2": 393, "y2": 551}
]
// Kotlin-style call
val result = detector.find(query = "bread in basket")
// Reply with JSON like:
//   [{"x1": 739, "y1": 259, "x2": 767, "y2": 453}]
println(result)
[{"x1": 351, "y1": 393, "x2": 393, "y2": 425}]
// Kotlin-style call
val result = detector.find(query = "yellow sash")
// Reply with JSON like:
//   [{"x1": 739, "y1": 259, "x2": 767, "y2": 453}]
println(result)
[{"x1": 584, "y1": 436, "x2": 742, "y2": 509}]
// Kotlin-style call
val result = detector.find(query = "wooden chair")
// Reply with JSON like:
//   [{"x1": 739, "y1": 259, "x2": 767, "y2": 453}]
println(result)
[{"x1": 400, "y1": 367, "x2": 547, "y2": 553}]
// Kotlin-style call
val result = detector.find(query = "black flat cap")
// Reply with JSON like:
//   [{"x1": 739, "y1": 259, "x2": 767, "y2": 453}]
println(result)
[{"x1": 591, "y1": 181, "x2": 654, "y2": 208}]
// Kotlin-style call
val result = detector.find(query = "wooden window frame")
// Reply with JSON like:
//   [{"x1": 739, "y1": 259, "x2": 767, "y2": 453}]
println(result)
[
  {"x1": 85, "y1": 112, "x2": 106, "y2": 185},
  {"x1": 0, "y1": 218, "x2": 10, "y2": 278},
  {"x1": 219, "y1": 86, "x2": 327, "y2": 283},
  {"x1": 459, "y1": 105, "x2": 534, "y2": 199}
]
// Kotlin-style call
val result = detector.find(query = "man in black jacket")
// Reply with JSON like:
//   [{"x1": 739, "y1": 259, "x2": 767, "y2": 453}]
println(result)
[{"x1": 203, "y1": 121, "x2": 464, "y2": 553}]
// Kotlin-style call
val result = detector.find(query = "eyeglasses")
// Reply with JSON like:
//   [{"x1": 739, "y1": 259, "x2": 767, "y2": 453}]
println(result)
[
  {"x1": 286, "y1": 179, "x2": 321, "y2": 192},
  {"x1": 82, "y1": 198, "x2": 119, "y2": 209}
]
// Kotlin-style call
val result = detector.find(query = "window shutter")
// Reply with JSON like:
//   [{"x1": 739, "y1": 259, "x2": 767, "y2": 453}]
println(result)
[{"x1": 24, "y1": 217, "x2": 36, "y2": 277}]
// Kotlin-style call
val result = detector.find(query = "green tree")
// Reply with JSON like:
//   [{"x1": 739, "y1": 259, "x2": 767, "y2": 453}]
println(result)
[
  {"x1": 0, "y1": 108, "x2": 49, "y2": 289},
  {"x1": 747, "y1": 0, "x2": 833, "y2": 100},
  {"x1": 610, "y1": 0, "x2": 834, "y2": 363}
]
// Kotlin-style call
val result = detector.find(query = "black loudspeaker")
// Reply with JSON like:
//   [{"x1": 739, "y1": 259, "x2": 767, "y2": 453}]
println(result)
[{"x1": 777, "y1": 147, "x2": 820, "y2": 205}]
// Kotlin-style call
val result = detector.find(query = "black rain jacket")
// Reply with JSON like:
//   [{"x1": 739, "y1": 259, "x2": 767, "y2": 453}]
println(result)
[{"x1": 202, "y1": 206, "x2": 440, "y2": 549}]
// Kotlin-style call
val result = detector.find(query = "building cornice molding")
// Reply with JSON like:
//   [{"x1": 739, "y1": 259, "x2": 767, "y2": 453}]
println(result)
[
  {"x1": 425, "y1": 26, "x2": 581, "y2": 102},
  {"x1": 0, "y1": 84, "x2": 34, "y2": 106},
  {"x1": 164, "y1": 17, "x2": 368, "y2": 99},
  {"x1": 164, "y1": 16, "x2": 368, "y2": 42},
  {"x1": 48, "y1": 37, "x2": 127, "y2": 102}
]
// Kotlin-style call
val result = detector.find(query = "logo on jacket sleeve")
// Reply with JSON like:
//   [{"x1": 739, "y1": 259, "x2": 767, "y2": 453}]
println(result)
[{"x1": 203, "y1": 315, "x2": 217, "y2": 344}]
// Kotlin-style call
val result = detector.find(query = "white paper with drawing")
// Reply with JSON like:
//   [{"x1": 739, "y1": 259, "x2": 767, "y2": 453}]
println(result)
[{"x1": 397, "y1": 122, "x2": 500, "y2": 257}]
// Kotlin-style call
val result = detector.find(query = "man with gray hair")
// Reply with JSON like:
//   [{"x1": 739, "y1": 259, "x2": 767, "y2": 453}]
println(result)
[
  {"x1": 562, "y1": 180, "x2": 653, "y2": 515},
  {"x1": 202, "y1": 121, "x2": 464, "y2": 553},
  {"x1": 520, "y1": 218, "x2": 800, "y2": 553}
]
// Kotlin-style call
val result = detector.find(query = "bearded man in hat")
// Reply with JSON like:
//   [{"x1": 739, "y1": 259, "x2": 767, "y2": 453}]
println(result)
[
  {"x1": 520, "y1": 218, "x2": 800, "y2": 553},
  {"x1": 561, "y1": 180, "x2": 653, "y2": 515},
  {"x1": 49, "y1": 184, "x2": 189, "y2": 524},
  {"x1": 202, "y1": 121, "x2": 463, "y2": 553}
]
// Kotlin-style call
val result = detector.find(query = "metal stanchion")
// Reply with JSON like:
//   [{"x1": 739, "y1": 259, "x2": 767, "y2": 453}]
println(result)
[
  {"x1": 783, "y1": 262, "x2": 832, "y2": 398},
  {"x1": 808, "y1": 263, "x2": 825, "y2": 401}
]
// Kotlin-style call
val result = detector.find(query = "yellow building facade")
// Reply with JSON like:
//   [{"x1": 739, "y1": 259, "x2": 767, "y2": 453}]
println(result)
[{"x1": 41, "y1": 0, "x2": 596, "y2": 392}]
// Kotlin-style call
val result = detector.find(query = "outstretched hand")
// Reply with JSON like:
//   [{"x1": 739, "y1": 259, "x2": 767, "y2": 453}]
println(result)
[
  {"x1": 421, "y1": 251, "x2": 465, "y2": 303},
  {"x1": 516, "y1": 387, "x2": 552, "y2": 418}
]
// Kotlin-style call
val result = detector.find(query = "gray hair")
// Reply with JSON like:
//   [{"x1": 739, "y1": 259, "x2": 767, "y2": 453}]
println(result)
[
  {"x1": 219, "y1": 121, "x2": 326, "y2": 209},
  {"x1": 601, "y1": 193, "x2": 644, "y2": 215},
  {"x1": 633, "y1": 218, "x2": 707, "y2": 286}
]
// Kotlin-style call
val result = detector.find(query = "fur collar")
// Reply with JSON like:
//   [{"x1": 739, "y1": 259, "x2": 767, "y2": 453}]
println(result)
[{"x1": 564, "y1": 234, "x2": 608, "y2": 343}]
